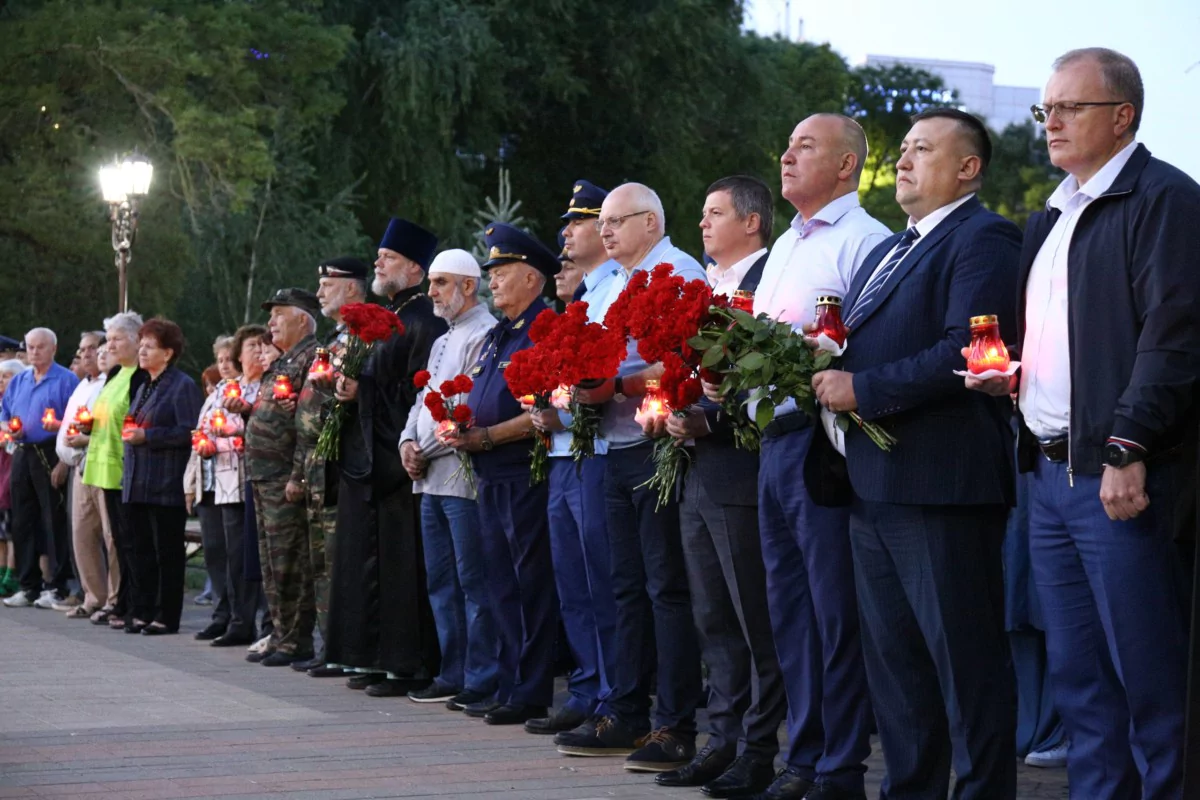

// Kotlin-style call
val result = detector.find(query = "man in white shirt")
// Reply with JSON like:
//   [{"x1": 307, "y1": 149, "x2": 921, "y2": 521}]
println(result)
[
  {"x1": 399, "y1": 249, "x2": 500, "y2": 710},
  {"x1": 968, "y1": 48, "x2": 1200, "y2": 798}
]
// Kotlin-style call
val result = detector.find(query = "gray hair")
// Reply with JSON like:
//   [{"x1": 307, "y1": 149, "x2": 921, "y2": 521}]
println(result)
[
  {"x1": 621, "y1": 183, "x2": 667, "y2": 235},
  {"x1": 212, "y1": 334, "x2": 235, "y2": 358},
  {"x1": 706, "y1": 175, "x2": 775, "y2": 244},
  {"x1": 82, "y1": 330, "x2": 105, "y2": 345},
  {"x1": 25, "y1": 327, "x2": 56, "y2": 347},
  {"x1": 103, "y1": 311, "x2": 144, "y2": 341},
  {"x1": 1053, "y1": 48, "x2": 1144, "y2": 134},
  {"x1": 813, "y1": 112, "x2": 870, "y2": 182},
  {"x1": 0, "y1": 359, "x2": 25, "y2": 377}
]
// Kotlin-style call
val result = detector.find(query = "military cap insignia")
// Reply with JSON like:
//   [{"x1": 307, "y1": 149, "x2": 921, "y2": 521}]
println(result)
[
  {"x1": 573, "y1": 185, "x2": 583, "y2": 193},
  {"x1": 489, "y1": 246, "x2": 501, "y2": 259},
  {"x1": 486, "y1": 227, "x2": 495, "y2": 236}
]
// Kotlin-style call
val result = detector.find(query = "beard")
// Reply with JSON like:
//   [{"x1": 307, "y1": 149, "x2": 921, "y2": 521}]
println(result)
[
  {"x1": 432, "y1": 286, "x2": 466, "y2": 320},
  {"x1": 371, "y1": 274, "x2": 404, "y2": 298}
]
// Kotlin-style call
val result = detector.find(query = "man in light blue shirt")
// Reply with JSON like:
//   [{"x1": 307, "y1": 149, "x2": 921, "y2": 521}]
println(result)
[
  {"x1": 1, "y1": 327, "x2": 79, "y2": 607},
  {"x1": 556, "y1": 182, "x2": 705, "y2": 773},
  {"x1": 525, "y1": 180, "x2": 621, "y2": 738}
]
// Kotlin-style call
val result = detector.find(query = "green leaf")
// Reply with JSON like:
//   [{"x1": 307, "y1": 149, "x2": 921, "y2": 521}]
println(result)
[
  {"x1": 701, "y1": 345, "x2": 727, "y2": 368},
  {"x1": 687, "y1": 335, "x2": 712, "y2": 350},
  {"x1": 755, "y1": 400, "x2": 775, "y2": 431},
  {"x1": 736, "y1": 352, "x2": 765, "y2": 370},
  {"x1": 813, "y1": 350, "x2": 833, "y2": 370}
]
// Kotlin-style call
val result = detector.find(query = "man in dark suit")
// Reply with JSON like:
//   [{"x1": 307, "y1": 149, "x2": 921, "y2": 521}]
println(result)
[
  {"x1": 812, "y1": 108, "x2": 1021, "y2": 798},
  {"x1": 655, "y1": 176, "x2": 785, "y2": 798},
  {"x1": 968, "y1": 48, "x2": 1198, "y2": 798}
]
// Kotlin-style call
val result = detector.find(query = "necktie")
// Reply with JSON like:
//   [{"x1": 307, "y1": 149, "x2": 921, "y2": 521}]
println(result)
[{"x1": 845, "y1": 226, "x2": 920, "y2": 329}]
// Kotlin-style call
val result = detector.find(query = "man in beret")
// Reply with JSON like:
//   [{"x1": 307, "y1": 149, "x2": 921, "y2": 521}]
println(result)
[
  {"x1": 525, "y1": 181, "x2": 621, "y2": 737},
  {"x1": 291, "y1": 257, "x2": 370, "y2": 677},
  {"x1": 244, "y1": 288, "x2": 321, "y2": 666},
  {"x1": 327, "y1": 219, "x2": 447, "y2": 696},
  {"x1": 445, "y1": 221, "x2": 559, "y2": 726}
]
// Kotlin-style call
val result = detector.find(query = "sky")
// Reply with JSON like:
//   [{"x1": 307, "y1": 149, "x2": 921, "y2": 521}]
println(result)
[{"x1": 745, "y1": 0, "x2": 1200, "y2": 179}]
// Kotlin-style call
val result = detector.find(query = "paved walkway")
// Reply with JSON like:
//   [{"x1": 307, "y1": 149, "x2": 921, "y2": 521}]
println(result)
[{"x1": 0, "y1": 597, "x2": 1069, "y2": 799}]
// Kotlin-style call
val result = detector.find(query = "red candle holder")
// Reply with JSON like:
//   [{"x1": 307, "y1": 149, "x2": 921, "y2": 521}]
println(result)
[
  {"x1": 75, "y1": 406, "x2": 93, "y2": 425},
  {"x1": 731, "y1": 290, "x2": 755, "y2": 314},
  {"x1": 8, "y1": 416, "x2": 22, "y2": 434},
  {"x1": 42, "y1": 408, "x2": 58, "y2": 427},
  {"x1": 434, "y1": 418, "x2": 458, "y2": 445},
  {"x1": 967, "y1": 314, "x2": 1011, "y2": 375},
  {"x1": 67, "y1": 424, "x2": 80, "y2": 437},
  {"x1": 210, "y1": 409, "x2": 229, "y2": 435},
  {"x1": 272, "y1": 374, "x2": 293, "y2": 400},
  {"x1": 223, "y1": 382, "x2": 242, "y2": 401},
  {"x1": 231, "y1": 436, "x2": 245, "y2": 453},
  {"x1": 634, "y1": 380, "x2": 668, "y2": 426},
  {"x1": 807, "y1": 295, "x2": 848, "y2": 346},
  {"x1": 121, "y1": 415, "x2": 137, "y2": 440},
  {"x1": 308, "y1": 348, "x2": 333, "y2": 380}
]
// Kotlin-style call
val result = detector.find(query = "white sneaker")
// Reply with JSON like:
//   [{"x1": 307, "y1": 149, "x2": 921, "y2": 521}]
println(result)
[
  {"x1": 33, "y1": 590, "x2": 61, "y2": 609},
  {"x1": 3, "y1": 591, "x2": 37, "y2": 608},
  {"x1": 248, "y1": 635, "x2": 271, "y2": 653},
  {"x1": 1025, "y1": 740, "x2": 1069, "y2": 768}
]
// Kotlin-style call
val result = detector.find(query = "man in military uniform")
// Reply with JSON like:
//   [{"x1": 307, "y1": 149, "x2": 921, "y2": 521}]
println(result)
[
  {"x1": 244, "y1": 288, "x2": 321, "y2": 667},
  {"x1": 289, "y1": 257, "x2": 369, "y2": 676},
  {"x1": 327, "y1": 219, "x2": 446, "y2": 697},
  {"x1": 446, "y1": 222, "x2": 559, "y2": 726}
]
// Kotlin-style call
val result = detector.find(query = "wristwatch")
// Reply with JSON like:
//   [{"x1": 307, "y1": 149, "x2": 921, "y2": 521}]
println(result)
[
  {"x1": 480, "y1": 427, "x2": 494, "y2": 452},
  {"x1": 1103, "y1": 440, "x2": 1145, "y2": 468},
  {"x1": 613, "y1": 376, "x2": 627, "y2": 403}
]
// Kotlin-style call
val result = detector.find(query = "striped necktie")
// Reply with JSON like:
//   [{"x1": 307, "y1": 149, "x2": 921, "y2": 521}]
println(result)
[{"x1": 845, "y1": 227, "x2": 920, "y2": 329}]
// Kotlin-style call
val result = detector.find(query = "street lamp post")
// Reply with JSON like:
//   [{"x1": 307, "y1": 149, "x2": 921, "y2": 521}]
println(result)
[{"x1": 99, "y1": 153, "x2": 153, "y2": 313}]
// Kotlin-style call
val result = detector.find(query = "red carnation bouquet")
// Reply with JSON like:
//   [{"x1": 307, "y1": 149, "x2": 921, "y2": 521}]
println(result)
[
  {"x1": 415, "y1": 371, "x2": 476, "y2": 493},
  {"x1": 604, "y1": 263, "x2": 725, "y2": 508},
  {"x1": 315, "y1": 303, "x2": 405, "y2": 459},
  {"x1": 505, "y1": 302, "x2": 627, "y2": 476}
]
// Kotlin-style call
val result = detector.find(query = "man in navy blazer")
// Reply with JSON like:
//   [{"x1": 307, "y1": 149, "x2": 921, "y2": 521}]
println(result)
[{"x1": 813, "y1": 108, "x2": 1020, "y2": 798}]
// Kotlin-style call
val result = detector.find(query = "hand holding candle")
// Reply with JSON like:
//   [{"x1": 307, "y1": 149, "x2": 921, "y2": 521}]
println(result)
[
  {"x1": 74, "y1": 405, "x2": 93, "y2": 433},
  {"x1": 7, "y1": 416, "x2": 22, "y2": 439},
  {"x1": 272, "y1": 374, "x2": 294, "y2": 400},
  {"x1": 966, "y1": 315, "x2": 1011, "y2": 374},
  {"x1": 308, "y1": 348, "x2": 334, "y2": 385},
  {"x1": 42, "y1": 407, "x2": 61, "y2": 433},
  {"x1": 633, "y1": 380, "x2": 669, "y2": 430}
]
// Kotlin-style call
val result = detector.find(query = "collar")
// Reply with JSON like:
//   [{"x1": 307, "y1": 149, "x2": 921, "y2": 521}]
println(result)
[
  {"x1": 584, "y1": 260, "x2": 620, "y2": 291},
  {"x1": 1048, "y1": 139, "x2": 1138, "y2": 211},
  {"x1": 629, "y1": 236, "x2": 675, "y2": 274},
  {"x1": 908, "y1": 193, "x2": 976, "y2": 239},
  {"x1": 281, "y1": 333, "x2": 317, "y2": 364},
  {"x1": 790, "y1": 191, "x2": 862, "y2": 238},
  {"x1": 388, "y1": 285, "x2": 423, "y2": 312},
  {"x1": 449, "y1": 303, "x2": 494, "y2": 330},
  {"x1": 707, "y1": 247, "x2": 767, "y2": 288},
  {"x1": 497, "y1": 297, "x2": 548, "y2": 335}
]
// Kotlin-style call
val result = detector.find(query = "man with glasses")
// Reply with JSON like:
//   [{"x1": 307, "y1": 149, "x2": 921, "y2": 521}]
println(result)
[
  {"x1": 968, "y1": 47, "x2": 1200, "y2": 797},
  {"x1": 556, "y1": 182, "x2": 707, "y2": 773}
]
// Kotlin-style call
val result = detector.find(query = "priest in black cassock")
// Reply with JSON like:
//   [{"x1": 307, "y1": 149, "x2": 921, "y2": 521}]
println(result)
[{"x1": 325, "y1": 218, "x2": 447, "y2": 696}]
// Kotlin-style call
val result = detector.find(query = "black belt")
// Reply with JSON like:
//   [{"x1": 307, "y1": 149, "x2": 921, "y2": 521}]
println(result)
[
  {"x1": 1037, "y1": 436, "x2": 1069, "y2": 463},
  {"x1": 762, "y1": 412, "x2": 810, "y2": 440}
]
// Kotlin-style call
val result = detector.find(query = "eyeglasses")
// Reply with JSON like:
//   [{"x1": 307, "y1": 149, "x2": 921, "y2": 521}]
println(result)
[
  {"x1": 594, "y1": 210, "x2": 651, "y2": 232},
  {"x1": 1030, "y1": 101, "x2": 1127, "y2": 123}
]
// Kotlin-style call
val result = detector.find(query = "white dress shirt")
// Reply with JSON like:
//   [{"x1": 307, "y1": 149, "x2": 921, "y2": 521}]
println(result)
[
  {"x1": 707, "y1": 248, "x2": 767, "y2": 298},
  {"x1": 754, "y1": 192, "x2": 890, "y2": 420},
  {"x1": 1019, "y1": 140, "x2": 1138, "y2": 439},
  {"x1": 401, "y1": 303, "x2": 497, "y2": 498},
  {"x1": 55, "y1": 374, "x2": 106, "y2": 469}
]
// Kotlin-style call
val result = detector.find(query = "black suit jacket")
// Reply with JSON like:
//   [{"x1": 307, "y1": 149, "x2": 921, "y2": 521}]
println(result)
[
  {"x1": 816, "y1": 197, "x2": 1021, "y2": 507},
  {"x1": 691, "y1": 252, "x2": 768, "y2": 507}
]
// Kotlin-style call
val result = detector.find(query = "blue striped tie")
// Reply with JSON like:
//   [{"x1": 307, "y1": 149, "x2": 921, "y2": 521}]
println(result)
[{"x1": 845, "y1": 227, "x2": 920, "y2": 329}]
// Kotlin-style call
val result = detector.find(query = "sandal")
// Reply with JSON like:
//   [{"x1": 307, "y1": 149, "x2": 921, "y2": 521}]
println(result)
[
  {"x1": 65, "y1": 606, "x2": 93, "y2": 619},
  {"x1": 109, "y1": 616, "x2": 127, "y2": 630},
  {"x1": 90, "y1": 609, "x2": 112, "y2": 625}
]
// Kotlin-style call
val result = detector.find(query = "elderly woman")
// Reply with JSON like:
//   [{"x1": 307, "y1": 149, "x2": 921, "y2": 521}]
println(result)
[
  {"x1": 122, "y1": 319, "x2": 201, "y2": 635},
  {"x1": 82, "y1": 312, "x2": 145, "y2": 629},
  {"x1": 0, "y1": 359, "x2": 25, "y2": 597},
  {"x1": 184, "y1": 332, "x2": 259, "y2": 646}
]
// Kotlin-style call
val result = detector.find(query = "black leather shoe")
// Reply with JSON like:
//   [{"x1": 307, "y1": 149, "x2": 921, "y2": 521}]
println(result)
[
  {"x1": 141, "y1": 624, "x2": 178, "y2": 636},
  {"x1": 746, "y1": 767, "x2": 814, "y2": 800},
  {"x1": 308, "y1": 665, "x2": 349, "y2": 678},
  {"x1": 365, "y1": 678, "x2": 429, "y2": 698},
  {"x1": 194, "y1": 623, "x2": 226, "y2": 641},
  {"x1": 211, "y1": 632, "x2": 255, "y2": 647},
  {"x1": 701, "y1": 755, "x2": 776, "y2": 797},
  {"x1": 484, "y1": 703, "x2": 546, "y2": 725},
  {"x1": 524, "y1": 706, "x2": 589, "y2": 735},
  {"x1": 260, "y1": 651, "x2": 312, "y2": 667},
  {"x1": 346, "y1": 673, "x2": 385, "y2": 690},
  {"x1": 463, "y1": 700, "x2": 503, "y2": 718},
  {"x1": 291, "y1": 656, "x2": 324, "y2": 672},
  {"x1": 801, "y1": 782, "x2": 867, "y2": 800},
  {"x1": 655, "y1": 744, "x2": 735, "y2": 787},
  {"x1": 245, "y1": 650, "x2": 272, "y2": 663}
]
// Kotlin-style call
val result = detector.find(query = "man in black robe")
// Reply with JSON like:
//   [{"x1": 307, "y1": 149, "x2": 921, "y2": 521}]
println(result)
[{"x1": 325, "y1": 218, "x2": 447, "y2": 696}]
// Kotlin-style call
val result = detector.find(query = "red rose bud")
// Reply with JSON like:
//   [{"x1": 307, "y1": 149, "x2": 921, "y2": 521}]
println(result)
[
  {"x1": 454, "y1": 375, "x2": 474, "y2": 394},
  {"x1": 439, "y1": 380, "x2": 460, "y2": 397},
  {"x1": 413, "y1": 370, "x2": 432, "y2": 389},
  {"x1": 452, "y1": 404, "x2": 473, "y2": 424}
]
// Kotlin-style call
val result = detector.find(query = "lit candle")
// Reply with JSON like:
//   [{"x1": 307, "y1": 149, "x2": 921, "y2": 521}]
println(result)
[
  {"x1": 210, "y1": 409, "x2": 228, "y2": 435},
  {"x1": 231, "y1": 436, "x2": 244, "y2": 453},
  {"x1": 806, "y1": 295, "x2": 848, "y2": 346},
  {"x1": 67, "y1": 424, "x2": 80, "y2": 437},
  {"x1": 75, "y1": 406, "x2": 93, "y2": 425},
  {"x1": 634, "y1": 380, "x2": 668, "y2": 426},
  {"x1": 966, "y1": 314, "x2": 1011, "y2": 374},
  {"x1": 223, "y1": 382, "x2": 242, "y2": 401},
  {"x1": 308, "y1": 348, "x2": 333, "y2": 380},
  {"x1": 731, "y1": 290, "x2": 755, "y2": 313},
  {"x1": 434, "y1": 418, "x2": 458, "y2": 444},
  {"x1": 272, "y1": 374, "x2": 293, "y2": 400},
  {"x1": 8, "y1": 416, "x2": 22, "y2": 434},
  {"x1": 42, "y1": 408, "x2": 58, "y2": 427},
  {"x1": 121, "y1": 415, "x2": 137, "y2": 440}
]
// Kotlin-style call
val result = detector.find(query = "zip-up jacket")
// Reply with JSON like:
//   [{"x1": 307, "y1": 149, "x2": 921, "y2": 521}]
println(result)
[{"x1": 1015, "y1": 144, "x2": 1200, "y2": 475}]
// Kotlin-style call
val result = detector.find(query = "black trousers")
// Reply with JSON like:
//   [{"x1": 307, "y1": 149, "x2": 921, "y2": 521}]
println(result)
[
  {"x1": 198, "y1": 497, "x2": 255, "y2": 638},
  {"x1": 127, "y1": 503, "x2": 188, "y2": 630},
  {"x1": 9, "y1": 444, "x2": 70, "y2": 596},
  {"x1": 103, "y1": 490, "x2": 135, "y2": 618}
]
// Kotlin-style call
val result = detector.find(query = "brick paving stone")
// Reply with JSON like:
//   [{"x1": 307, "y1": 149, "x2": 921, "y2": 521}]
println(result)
[{"x1": 0, "y1": 596, "x2": 1069, "y2": 799}]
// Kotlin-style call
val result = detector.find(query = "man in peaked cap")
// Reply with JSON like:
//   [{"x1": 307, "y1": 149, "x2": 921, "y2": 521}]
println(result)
[
  {"x1": 524, "y1": 181, "x2": 622, "y2": 740},
  {"x1": 291, "y1": 257, "x2": 370, "y2": 676},
  {"x1": 244, "y1": 287, "x2": 321, "y2": 666},
  {"x1": 326, "y1": 220, "x2": 447, "y2": 696},
  {"x1": 445, "y1": 222, "x2": 560, "y2": 725}
]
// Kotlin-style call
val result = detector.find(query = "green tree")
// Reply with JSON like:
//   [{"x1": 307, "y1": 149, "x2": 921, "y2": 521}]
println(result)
[{"x1": 979, "y1": 121, "x2": 1061, "y2": 228}]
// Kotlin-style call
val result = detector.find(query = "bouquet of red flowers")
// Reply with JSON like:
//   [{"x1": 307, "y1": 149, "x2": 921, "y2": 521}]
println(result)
[
  {"x1": 604, "y1": 264, "x2": 725, "y2": 509},
  {"x1": 415, "y1": 371, "x2": 476, "y2": 494},
  {"x1": 315, "y1": 303, "x2": 405, "y2": 459},
  {"x1": 505, "y1": 302, "x2": 626, "y2": 473}
]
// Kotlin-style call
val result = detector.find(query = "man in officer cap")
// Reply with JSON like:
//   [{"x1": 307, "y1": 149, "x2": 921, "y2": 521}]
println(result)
[
  {"x1": 244, "y1": 287, "x2": 321, "y2": 666},
  {"x1": 290, "y1": 257, "x2": 370, "y2": 676},
  {"x1": 327, "y1": 220, "x2": 447, "y2": 696},
  {"x1": 445, "y1": 221, "x2": 559, "y2": 725},
  {"x1": 524, "y1": 181, "x2": 621, "y2": 738}
]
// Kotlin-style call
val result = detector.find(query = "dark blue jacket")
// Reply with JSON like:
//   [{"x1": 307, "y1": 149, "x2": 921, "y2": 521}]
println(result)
[
  {"x1": 837, "y1": 196, "x2": 1021, "y2": 506},
  {"x1": 1014, "y1": 144, "x2": 1200, "y2": 475},
  {"x1": 122, "y1": 366, "x2": 202, "y2": 507}
]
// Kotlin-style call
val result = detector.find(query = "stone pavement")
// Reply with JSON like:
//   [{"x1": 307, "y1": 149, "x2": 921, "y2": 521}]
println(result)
[{"x1": 0, "y1": 596, "x2": 1069, "y2": 799}]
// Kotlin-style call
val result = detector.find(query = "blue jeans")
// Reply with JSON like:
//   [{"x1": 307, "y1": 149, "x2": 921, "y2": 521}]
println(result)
[
  {"x1": 1029, "y1": 458, "x2": 1187, "y2": 799},
  {"x1": 420, "y1": 493, "x2": 498, "y2": 695}
]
